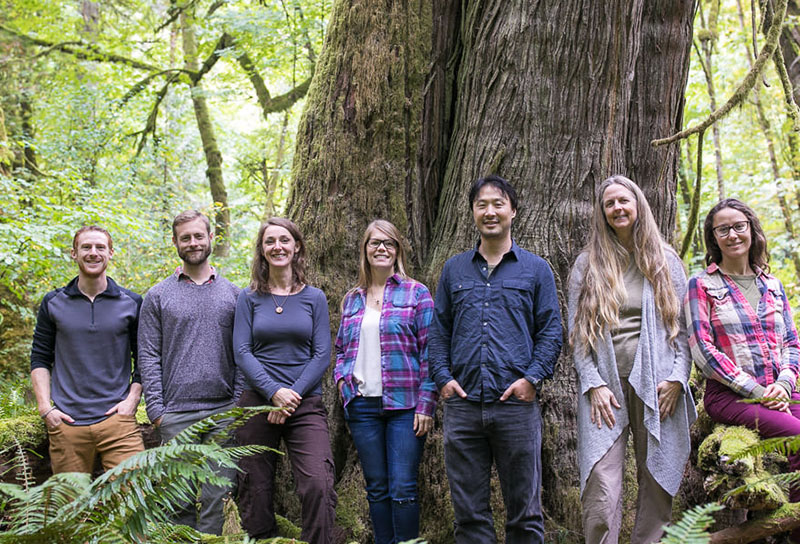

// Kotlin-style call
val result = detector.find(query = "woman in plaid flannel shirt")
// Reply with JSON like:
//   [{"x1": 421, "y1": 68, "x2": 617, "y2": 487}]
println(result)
[
  {"x1": 334, "y1": 219, "x2": 436, "y2": 544},
  {"x1": 686, "y1": 198, "x2": 800, "y2": 513}
]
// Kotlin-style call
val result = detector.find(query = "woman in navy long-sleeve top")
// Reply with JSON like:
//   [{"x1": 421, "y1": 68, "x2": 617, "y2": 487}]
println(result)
[{"x1": 233, "y1": 217, "x2": 336, "y2": 544}]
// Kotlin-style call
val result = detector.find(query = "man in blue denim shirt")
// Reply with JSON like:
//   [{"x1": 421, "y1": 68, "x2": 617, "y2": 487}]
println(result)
[{"x1": 429, "y1": 175, "x2": 563, "y2": 543}]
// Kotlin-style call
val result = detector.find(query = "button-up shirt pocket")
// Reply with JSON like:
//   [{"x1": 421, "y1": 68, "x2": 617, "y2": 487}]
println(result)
[
  {"x1": 707, "y1": 286, "x2": 736, "y2": 323},
  {"x1": 501, "y1": 279, "x2": 531, "y2": 310},
  {"x1": 763, "y1": 286, "x2": 786, "y2": 343}
]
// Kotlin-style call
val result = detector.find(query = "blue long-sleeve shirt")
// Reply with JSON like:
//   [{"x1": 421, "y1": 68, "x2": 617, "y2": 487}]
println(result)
[{"x1": 428, "y1": 242, "x2": 563, "y2": 402}]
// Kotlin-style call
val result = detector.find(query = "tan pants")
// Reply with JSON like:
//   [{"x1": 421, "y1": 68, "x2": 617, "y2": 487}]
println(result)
[
  {"x1": 47, "y1": 413, "x2": 144, "y2": 474},
  {"x1": 582, "y1": 380, "x2": 672, "y2": 544}
]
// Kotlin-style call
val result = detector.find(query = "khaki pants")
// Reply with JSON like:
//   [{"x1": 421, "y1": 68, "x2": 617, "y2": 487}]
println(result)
[
  {"x1": 48, "y1": 413, "x2": 144, "y2": 474},
  {"x1": 582, "y1": 380, "x2": 672, "y2": 544}
]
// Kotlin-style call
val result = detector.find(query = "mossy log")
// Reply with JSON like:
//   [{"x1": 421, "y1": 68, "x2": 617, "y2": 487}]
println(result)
[
  {"x1": 709, "y1": 502, "x2": 800, "y2": 543},
  {"x1": 697, "y1": 424, "x2": 787, "y2": 511}
]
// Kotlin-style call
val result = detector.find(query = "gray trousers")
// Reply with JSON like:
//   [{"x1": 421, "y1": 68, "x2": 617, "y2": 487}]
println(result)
[
  {"x1": 158, "y1": 403, "x2": 236, "y2": 535},
  {"x1": 581, "y1": 381, "x2": 672, "y2": 544}
]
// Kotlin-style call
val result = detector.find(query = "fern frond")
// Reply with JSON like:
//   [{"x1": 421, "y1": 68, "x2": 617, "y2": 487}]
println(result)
[
  {"x1": 170, "y1": 405, "x2": 277, "y2": 446},
  {"x1": 724, "y1": 470, "x2": 800, "y2": 499},
  {"x1": 0, "y1": 408, "x2": 278, "y2": 543},
  {"x1": 728, "y1": 435, "x2": 800, "y2": 460},
  {"x1": 81, "y1": 443, "x2": 272, "y2": 540},
  {"x1": 658, "y1": 502, "x2": 723, "y2": 544}
]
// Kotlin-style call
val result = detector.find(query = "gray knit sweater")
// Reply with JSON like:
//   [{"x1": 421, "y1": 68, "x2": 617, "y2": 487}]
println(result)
[
  {"x1": 138, "y1": 273, "x2": 242, "y2": 422},
  {"x1": 568, "y1": 249, "x2": 697, "y2": 497}
]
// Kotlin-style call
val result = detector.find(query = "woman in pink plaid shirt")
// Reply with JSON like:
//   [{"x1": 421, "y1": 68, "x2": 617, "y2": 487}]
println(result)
[
  {"x1": 334, "y1": 219, "x2": 436, "y2": 544},
  {"x1": 686, "y1": 198, "x2": 800, "y2": 519}
]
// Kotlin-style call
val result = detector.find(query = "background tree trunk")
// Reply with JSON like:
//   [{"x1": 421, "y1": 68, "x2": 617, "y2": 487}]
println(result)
[
  {"x1": 180, "y1": 8, "x2": 231, "y2": 257},
  {"x1": 287, "y1": 0, "x2": 696, "y2": 541}
]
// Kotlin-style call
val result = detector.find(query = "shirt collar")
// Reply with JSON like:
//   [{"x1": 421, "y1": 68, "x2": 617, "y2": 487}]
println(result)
[
  {"x1": 705, "y1": 261, "x2": 768, "y2": 279},
  {"x1": 470, "y1": 239, "x2": 521, "y2": 262},
  {"x1": 175, "y1": 265, "x2": 217, "y2": 284},
  {"x1": 355, "y1": 273, "x2": 403, "y2": 296},
  {"x1": 63, "y1": 276, "x2": 120, "y2": 298}
]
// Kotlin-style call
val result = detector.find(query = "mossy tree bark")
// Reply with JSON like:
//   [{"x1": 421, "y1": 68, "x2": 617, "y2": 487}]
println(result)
[{"x1": 287, "y1": 0, "x2": 695, "y2": 541}]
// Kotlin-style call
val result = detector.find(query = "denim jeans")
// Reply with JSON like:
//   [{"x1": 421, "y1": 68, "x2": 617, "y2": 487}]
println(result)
[
  {"x1": 443, "y1": 397, "x2": 544, "y2": 544},
  {"x1": 345, "y1": 396, "x2": 426, "y2": 544}
]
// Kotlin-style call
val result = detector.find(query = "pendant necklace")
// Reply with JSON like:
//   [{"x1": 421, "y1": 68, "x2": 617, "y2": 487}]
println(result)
[{"x1": 270, "y1": 291, "x2": 290, "y2": 314}]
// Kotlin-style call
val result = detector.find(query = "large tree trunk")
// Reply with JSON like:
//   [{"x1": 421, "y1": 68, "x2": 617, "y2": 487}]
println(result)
[{"x1": 287, "y1": 1, "x2": 695, "y2": 542}]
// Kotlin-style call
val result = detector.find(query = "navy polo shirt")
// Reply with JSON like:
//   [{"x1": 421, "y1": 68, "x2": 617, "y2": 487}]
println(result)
[{"x1": 428, "y1": 241, "x2": 563, "y2": 402}]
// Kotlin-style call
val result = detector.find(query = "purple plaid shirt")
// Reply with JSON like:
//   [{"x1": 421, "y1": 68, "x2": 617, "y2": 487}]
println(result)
[
  {"x1": 334, "y1": 275, "x2": 437, "y2": 417},
  {"x1": 685, "y1": 262, "x2": 800, "y2": 397}
]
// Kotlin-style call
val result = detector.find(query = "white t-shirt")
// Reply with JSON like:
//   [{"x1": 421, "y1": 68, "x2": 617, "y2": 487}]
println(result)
[{"x1": 353, "y1": 305, "x2": 383, "y2": 397}]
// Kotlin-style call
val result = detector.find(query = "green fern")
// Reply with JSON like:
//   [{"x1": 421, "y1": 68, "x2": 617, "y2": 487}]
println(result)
[
  {"x1": 727, "y1": 434, "x2": 800, "y2": 460},
  {"x1": 723, "y1": 470, "x2": 800, "y2": 499},
  {"x1": 658, "y1": 502, "x2": 723, "y2": 544},
  {"x1": 0, "y1": 406, "x2": 278, "y2": 543}
]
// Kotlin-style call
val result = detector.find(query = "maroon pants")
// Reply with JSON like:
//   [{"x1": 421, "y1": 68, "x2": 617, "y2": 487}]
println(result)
[
  {"x1": 235, "y1": 391, "x2": 337, "y2": 544},
  {"x1": 704, "y1": 379, "x2": 800, "y2": 502}
]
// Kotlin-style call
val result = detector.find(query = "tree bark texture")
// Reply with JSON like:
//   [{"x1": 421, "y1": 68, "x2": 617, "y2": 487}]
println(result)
[
  {"x1": 180, "y1": 10, "x2": 230, "y2": 257},
  {"x1": 287, "y1": 0, "x2": 696, "y2": 541}
]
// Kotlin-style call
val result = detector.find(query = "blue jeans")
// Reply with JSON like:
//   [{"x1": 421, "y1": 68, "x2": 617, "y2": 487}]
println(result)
[
  {"x1": 345, "y1": 397, "x2": 426, "y2": 544},
  {"x1": 443, "y1": 397, "x2": 544, "y2": 544}
]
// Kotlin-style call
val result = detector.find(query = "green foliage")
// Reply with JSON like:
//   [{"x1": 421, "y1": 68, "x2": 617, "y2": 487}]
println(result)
[
  {"x1": 0, "y1": 0, "x2": 329, "y2": 335},
  {"x1": 658, "y1": 503, "x2": 724, "y2": 544},
  {"x1": 0, "y1": 376, "x2": 36, "y2": 418},
  {"x1": 728, "y1": 433, "x2": 800, "y2": 461},
  {"x1": 0, "y1": 405, "x2": 278, "y2": 543},
  {"x1": 679, "y1": 1, "x2": 800, "y2": 314}
]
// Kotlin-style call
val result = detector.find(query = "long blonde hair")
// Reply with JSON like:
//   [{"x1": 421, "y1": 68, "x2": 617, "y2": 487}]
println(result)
[{"x1": 570, "y1": 175, "x2": 681, "y2": 353}]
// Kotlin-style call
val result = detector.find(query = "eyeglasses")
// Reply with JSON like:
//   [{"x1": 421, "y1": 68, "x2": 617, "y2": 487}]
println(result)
[
  {"x1": 367, "y1": 238, "x2": 398, "y2": 250},
  {"x1": 712, "y1": 221, "x2": 750, "y2": 238}
]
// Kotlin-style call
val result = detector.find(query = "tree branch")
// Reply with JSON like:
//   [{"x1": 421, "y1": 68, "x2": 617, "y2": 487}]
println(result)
[
  {"x1": 680, "y1": 130, "x2": 704, "y2": 259},
  {"x1": 773, "y1": 42, "x2": 800, "y2": 131},
  {"x1": 194, "y1": 33, "x2": 234, "y2": 83},
  {"x1": 130, "y1": 74, "x2": 181, "y2": 155},
  {"x1": 0, "y1": 23, "x2": 163, "y2": 73},
  {"x1": 120, "y1": 69, "x2": 192, "y2": 105},
  {"x1": 233, "y1": 40, "x2": 314, "y2": 117},
  {"x1": 652, "y1": 0, "x2": 789, "y2": 147}
]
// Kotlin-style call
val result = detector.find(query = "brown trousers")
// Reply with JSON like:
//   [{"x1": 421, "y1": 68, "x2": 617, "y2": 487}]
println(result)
[
  {"x1": 236, "y1": 391, "x2": 337, "y2": 544},
  {"x1": 582, "y1": 380, "x2": 672, "y2": 544},
  {"x1": 47, "y1": 413, "x2": 144, "y2": 474}
]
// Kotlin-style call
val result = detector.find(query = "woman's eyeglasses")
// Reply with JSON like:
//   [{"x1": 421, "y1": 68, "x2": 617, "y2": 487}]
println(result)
[
  {"x1": 368, "y1": 239, "x2": 398, "y2": 250},
  {"x1": 712, "y1": 221, "x2": 750, "y2": 238}
]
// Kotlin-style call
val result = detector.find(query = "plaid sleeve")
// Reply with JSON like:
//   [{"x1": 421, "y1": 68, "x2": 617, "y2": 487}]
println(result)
[
  {"x1": 685, "y1": 275, "x2": 761, "y2": 397},
  {"x1": 414, "y1": 285, "x2": 437, "y2": 417},
  {"x1": 777, "y1": 282, "x2": 800, "y2": 387}
]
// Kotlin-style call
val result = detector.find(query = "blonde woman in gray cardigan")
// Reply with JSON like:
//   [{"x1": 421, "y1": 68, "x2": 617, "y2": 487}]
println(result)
[{"x1": 568, "y1": 176, "x2": 696, "y2": 544}]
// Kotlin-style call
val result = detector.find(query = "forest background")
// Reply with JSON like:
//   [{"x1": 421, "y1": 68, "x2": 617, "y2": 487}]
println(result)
[{"x1": 3, "y1": 0, "x2": 800, "y2": 542}]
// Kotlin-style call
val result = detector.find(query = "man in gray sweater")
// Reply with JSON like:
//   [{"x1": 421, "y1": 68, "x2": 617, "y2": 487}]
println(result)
[{"x1": 138, "y1": 210, "x2": 242, "y2": 535}]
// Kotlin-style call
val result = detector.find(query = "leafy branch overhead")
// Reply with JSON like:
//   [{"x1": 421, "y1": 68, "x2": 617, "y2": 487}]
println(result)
[
  {"x1": 652, "y1": 0, "x2": 797, "y2": 148},
  {"x1": 0, "y1": 21, "x2": 314, "y2": 152}
]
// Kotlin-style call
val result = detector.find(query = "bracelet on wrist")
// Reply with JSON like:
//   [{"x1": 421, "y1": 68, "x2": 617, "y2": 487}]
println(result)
[{"x1": 41, "y1": 406, "x2": 56, "y2": 419}]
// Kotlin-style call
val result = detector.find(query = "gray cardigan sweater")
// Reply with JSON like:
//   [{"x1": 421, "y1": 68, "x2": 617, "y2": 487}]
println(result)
[{"x1": 568, "y1": 249, "x2": 696, "y2": 496}]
